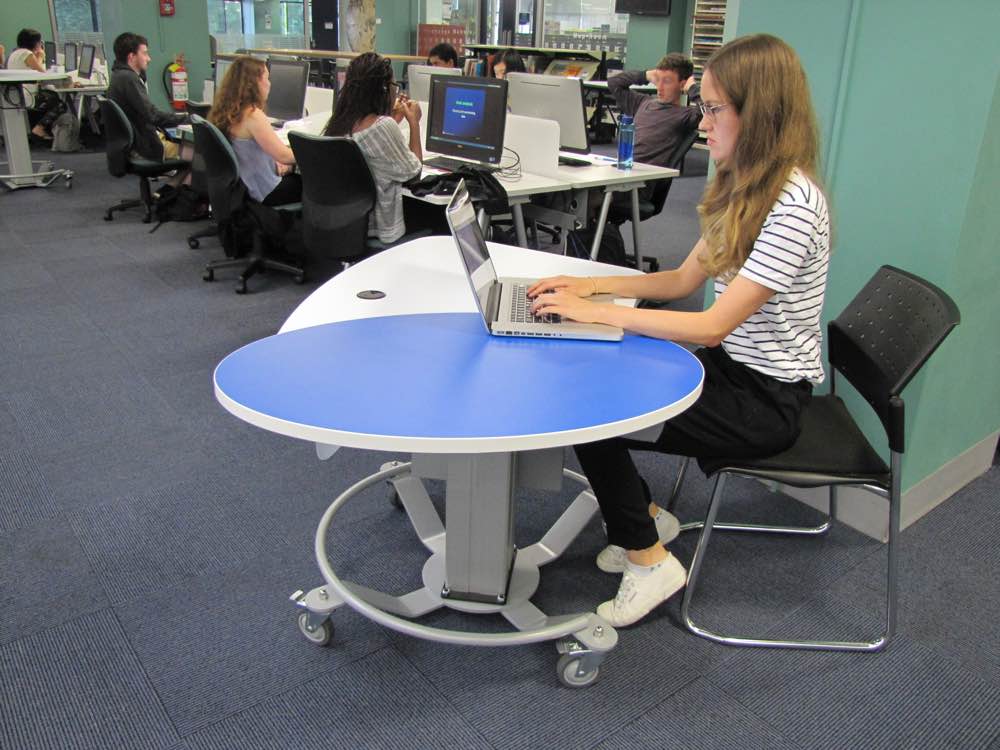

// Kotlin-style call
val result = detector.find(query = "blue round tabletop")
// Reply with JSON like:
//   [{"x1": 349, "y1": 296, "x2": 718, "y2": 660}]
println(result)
[{"x1": 214, "y1": 313, "x2": 703, "y2": 453}]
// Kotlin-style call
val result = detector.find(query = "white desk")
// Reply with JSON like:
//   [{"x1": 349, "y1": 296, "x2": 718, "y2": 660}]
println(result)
[
  {"x1": 0, "y1": 70, "x2": 75, "y2": 190},
  {"x1": 49, "y1": 83, "x2": 107, "y2": 134}
]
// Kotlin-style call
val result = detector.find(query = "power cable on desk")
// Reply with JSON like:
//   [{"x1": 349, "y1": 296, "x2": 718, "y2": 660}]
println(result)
[{"x1": 496, "y1": 146, "x2": 521, "y2": 181}]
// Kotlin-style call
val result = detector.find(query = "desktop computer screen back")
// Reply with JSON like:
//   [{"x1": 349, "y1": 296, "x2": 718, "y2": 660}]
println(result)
[
  {"x1": 426, "y1": 76, "x2": 508, "y2": 166},
  {"x1": 407, "y1": 64, "x2": 462, "y2": 103},
  {"x1": 265, "y1": 59, "x2": 309, "y2": 122},
  {"x1": 64, "y1": 42, "x2": 78, "y2": 72},
  {"x1": 78, "y1": 44, "x2": 96, "y2": 80},
  {"x1": 44, "y1": 41, "x2": 57, "y2": 68},
  {"x1": 214, "y1": 58, "x2": 232, "y2": 88},
  {"x1": 506, "y1": 72, "x2": 590, "y2": 153}
]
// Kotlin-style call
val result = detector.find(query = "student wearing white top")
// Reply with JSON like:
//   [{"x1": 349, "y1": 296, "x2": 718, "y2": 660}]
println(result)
[
  {"x1": 7, "y1": 28, "x2": 66, "y2": 140},
  {"x1": 528, "y1": 34, "x2": 831, "y2": 627}
]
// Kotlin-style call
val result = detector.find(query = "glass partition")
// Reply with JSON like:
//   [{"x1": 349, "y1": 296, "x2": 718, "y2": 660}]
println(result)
[{"x1": 542, "y1": 0, "x2": 627, "y2": 55}]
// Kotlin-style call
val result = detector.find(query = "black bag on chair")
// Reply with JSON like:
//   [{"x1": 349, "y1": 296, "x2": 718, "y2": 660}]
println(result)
[{"x1": 566, "y1": 223, "x2": 628, "y2": 267}]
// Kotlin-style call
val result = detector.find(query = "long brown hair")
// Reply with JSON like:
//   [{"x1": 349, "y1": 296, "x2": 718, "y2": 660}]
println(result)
[
  {"x1": 697, "y1": 34, "x2": 822, "y2": 279},
  {"x1": 209, "y1": 56, "x2": 267, "y2": 136}
]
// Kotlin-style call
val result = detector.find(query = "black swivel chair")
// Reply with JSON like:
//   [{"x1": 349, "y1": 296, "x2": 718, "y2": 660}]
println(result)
[
  {"x1": 287, "y1": 132, "x2": 377, "y2": 267},
  {"x1": 99, "y1": 97, "x2": 189, "y2": 223},
  {"x1": 607, "y1": 127, "x2": 701, "y2": 272},
  {"x1": 190, "y1": 115, "x2": 304, "y2": 294},
  {"x1": 674, "y1": 265, "x2": 960, "y2": 652},
  {"x1": 183, "y1": 102, "x2": 218, "y2": 250}
]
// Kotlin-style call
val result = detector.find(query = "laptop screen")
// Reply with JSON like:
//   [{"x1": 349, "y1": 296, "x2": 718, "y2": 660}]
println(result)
[{"x1": 446, "y1": 181, "x2": 498, "y2": 322}]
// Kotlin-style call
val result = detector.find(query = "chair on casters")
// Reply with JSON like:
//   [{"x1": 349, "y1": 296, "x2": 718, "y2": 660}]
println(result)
[
  {"x1": 607, "y1": 128, "x2": 701, "y2": 272},
  {"x1": 190, "y1": 115, "x2": 304, "y2": 294},
  {"x1": 98, "y1": 97, "x2": 188, "y2": 223},
  {"x1": 671, "y1": 265, "x2": 959, "y2": 652},
  {"x1": 184, "y1": 102, "x2": 218, "y2": 250},
  {"x1": 288, "y1": 132, "x2": 378, "y2": 269}
]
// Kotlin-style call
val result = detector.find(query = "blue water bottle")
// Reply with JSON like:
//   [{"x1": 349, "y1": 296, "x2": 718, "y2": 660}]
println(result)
[{"x1": 617, "y1": 114, "x2": 634, "y2": 170}]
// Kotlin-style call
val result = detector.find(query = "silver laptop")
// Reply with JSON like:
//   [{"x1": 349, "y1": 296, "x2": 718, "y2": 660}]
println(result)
[{"x1": 446, "y1": 181, "x2": 623, "y2": 341}]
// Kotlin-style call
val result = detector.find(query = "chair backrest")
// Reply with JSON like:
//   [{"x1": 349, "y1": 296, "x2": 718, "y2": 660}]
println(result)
[
  {"x1": 288, "y1": 132, "x2": 376, "y2": 260},
  {"x1": 828, "y1": 265, "x2": 960, "y2": 452},
  {"x1": 98, "y1": 97, "x2": 134, "y2": 177},
  {"x1": 190, "y1": 115, "x2": 242, "y2": 224}
]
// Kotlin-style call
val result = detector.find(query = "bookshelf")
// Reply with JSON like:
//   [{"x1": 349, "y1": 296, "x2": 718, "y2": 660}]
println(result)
[{"x1": 689, "y1": 0, "x2": 726, "y2": 81}]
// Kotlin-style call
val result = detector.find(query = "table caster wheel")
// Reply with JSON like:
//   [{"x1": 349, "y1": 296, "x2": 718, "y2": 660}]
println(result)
[
  {"x1": 297, "y1": 612, "x2": 334, "y2": 646},
  {"x1": 64, "y1": 176, "x2": 73, "y2": 190},
  {"x1": 203, "y1": 268, "x2": 214, "y2": 282},
  {"x1": 390, "y1": 490, "x2": 403, "y2": 510},
  {"x1": 104, "y1": 211, "x2": 113, "y2": 221},
  {"x1": 188, "y1": 237, "x2": 200, "y2": 249},
  {"x1": 294, "y1": 273, "x2": 306, "y2": 285},
  {"x1": 556, "y1": 653, "x2": 600, "y2": 688},
  {"x1": 235, "y1": 279, "x2": 248, "y2": 294}
]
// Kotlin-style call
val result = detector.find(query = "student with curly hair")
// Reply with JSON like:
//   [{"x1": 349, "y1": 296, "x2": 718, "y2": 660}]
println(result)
[
  {"x1": 323, "y1": 52, "x2": 423, "y2": 244},
  {"x1": 209, "y1": 56, "x2": 300, "y2": 205},
  {"x1": 529, "y1": 34, "x2": 831, "y2": 627}
]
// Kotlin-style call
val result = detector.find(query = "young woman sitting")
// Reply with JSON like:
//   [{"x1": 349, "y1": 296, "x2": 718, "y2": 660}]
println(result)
[
  {"x1": 322, "y1": 52, "x2": 423, "y2": 245},
  {"x1": 528, "y1": 34, "x2": 831, "y2": 628},
  {"x1": 6, "y1": 28, "x2": 66, "y2": 140},
  {"x1": 209, "y1": 56, "x2": 301, "y2": 206}
]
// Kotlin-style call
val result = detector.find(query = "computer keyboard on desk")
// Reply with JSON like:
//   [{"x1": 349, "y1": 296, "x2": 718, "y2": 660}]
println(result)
[{"x1": 423, "y1": 156, "x2": 499, "y2": 173}]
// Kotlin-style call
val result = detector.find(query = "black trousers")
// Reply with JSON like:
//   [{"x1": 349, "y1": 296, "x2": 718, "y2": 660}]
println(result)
[
  {"x1": 262, "y1": 173, "x2": 302, "y2": 206},
  {"x1": 574, "y1": 346, "x2": 813, "y2": 550},
  {"x1": 28, "y1": 89, "x2": 66, "y2": 132}
]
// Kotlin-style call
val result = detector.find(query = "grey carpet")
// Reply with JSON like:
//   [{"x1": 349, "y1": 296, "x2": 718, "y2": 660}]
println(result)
[{"x1": 0, "y1": 147, "x2": 998, "y2": 749}]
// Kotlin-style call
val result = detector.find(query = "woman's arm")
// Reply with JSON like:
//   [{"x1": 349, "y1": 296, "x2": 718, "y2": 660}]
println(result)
[
  {"x1": 532, "y1": 273, "x2": 775, "y2": 347},
  {"x1": 246, "y1": 108, "x2": 296, "y2": 165},
  {"x1": 528, "y1": 238, "x2": 711, "y2": 302},
  {"x1": 25, "y1": 49, "x2": 46, "y2": 72}
]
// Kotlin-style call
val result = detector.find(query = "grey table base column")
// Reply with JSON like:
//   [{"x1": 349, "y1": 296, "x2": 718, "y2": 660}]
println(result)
[{"x1": 1, "y1": 83, "x2": 74, "y2": 190}]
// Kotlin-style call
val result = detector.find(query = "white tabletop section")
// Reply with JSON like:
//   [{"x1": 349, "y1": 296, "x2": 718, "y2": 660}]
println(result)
[
  {"x1": 280, "y1": 236, "x2": 643, "y2": 333},
  {"x1": 0, "y1": 70, "x2": 72, "y2": 84}
]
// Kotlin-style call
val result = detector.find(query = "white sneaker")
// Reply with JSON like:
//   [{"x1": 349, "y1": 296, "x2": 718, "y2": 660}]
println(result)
[
  {"x1": 596, "y1": 554, "x2": 687, "y2": 627},
  {"x1": 596, "y1": 510, "x2": 680, "y2": 573}
]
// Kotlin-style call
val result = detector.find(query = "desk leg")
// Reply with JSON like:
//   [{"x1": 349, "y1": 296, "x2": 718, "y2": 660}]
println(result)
[
  {"x1": 590, "y1": 191, "x2": 614, "y2": 261},
  {"x1": 511, "y1": 202, "x2": 529, "y2": 248},
  {"x1": 1, "y1": 84, "x2": 72, "y2": 190},
  {"x1": 630, "y1": 187, "x2": 643, "y2": 269}
]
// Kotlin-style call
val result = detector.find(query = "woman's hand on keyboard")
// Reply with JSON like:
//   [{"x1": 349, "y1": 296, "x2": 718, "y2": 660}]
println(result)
[
  {"x1": 526, "y1": 275, "x2": 594, "y2": 299},
  {"x1": 530, "y1": 289, "x2": 603, "y2": 324}
]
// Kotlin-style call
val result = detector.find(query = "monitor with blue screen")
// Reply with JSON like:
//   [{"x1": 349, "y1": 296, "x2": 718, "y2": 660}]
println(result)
[{"x1": 426, "y1": 76, "x2": 507, "y2": 167}]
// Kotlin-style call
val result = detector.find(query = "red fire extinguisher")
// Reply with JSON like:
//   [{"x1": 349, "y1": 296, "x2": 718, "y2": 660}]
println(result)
[{"x1": 165, "y1": 54, "x2": 188, "y2": 110}]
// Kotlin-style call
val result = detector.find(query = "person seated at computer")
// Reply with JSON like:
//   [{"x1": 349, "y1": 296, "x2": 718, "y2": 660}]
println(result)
[
  {"x1": 426, "y1": 42, "x2": 459, "y2": 68},
  {"x1": 608, "y1": 52, "x2": 700, "y2": 169},
  {"x1": 529, "y1": 34, "x2": 830, "y2": 628},
  {"x1": 209, "y1": 56, "x2": 301, "y2": 206},
  {"x1": 6, "y1": 29, "x2": 66, "y2": 140},
  {"x1": 322, "y1": 52, "x2": 423, "y2": 245},
  {"x1": 491, "y1": 49, "x2": 526, "y2": 79},
  {"x1": 108, "y1": 32, "x2": 188, "y2": 162}
]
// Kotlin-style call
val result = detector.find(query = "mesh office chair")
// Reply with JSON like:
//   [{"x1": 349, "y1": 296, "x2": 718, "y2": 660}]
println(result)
[
  {"x1": 190, "y1": 115, "x2": 304, "y2": 294},
  {"x1": 99, "y1": 97, "x2": 189, "y2": 223},
  {"x1": 288, "y1": 132, "x2": 377, "y2": 265},
  {"x1": 672, "y1": 265, "x2": 960, "y2": 652}
]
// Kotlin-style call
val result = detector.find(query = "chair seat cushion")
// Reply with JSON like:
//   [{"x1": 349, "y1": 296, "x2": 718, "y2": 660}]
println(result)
[
  {"x1": 131, "y1": 157, "x2": 189, "y2": 177},
  {"x1": 698, "y1": 394, "x2": 891, "y2": 489}
]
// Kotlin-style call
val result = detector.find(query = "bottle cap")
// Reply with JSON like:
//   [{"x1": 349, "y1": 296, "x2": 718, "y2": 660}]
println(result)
[{"x1": 620, "y1": 114, "x2": 633, "y2": 124}]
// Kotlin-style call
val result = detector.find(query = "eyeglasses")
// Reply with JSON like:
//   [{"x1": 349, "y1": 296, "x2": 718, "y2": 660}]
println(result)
[{"x1": 698, "y1": 102, "x2": 731, "y2": 119}]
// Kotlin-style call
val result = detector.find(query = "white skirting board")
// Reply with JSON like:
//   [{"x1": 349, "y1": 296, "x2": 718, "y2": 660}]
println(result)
[{"x1": 774, "y1": 431, "x2": 999, "y2": 542}]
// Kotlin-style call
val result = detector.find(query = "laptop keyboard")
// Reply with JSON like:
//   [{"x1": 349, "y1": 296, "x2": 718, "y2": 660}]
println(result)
[{"x1": 509, "y1": 284, "x2": 561, "y2": 324}]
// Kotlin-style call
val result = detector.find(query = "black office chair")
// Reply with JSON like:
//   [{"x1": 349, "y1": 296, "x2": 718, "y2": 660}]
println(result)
[
  {"x1": 99, "y1": 97, "x2": 189, "y2": 223},
  {"x1": 288, "y1": 132, "x2": 377, "y2": 266},
  {"x1": 607, "y1": 127, "x2": 700, "y2": 272},
  {"x1": 190, "y1": 115, "x2": 304, "y2": 294},
  {"x1": 183, "y1": 102, "x2": 218, "y2": 250},
  {"x1": 674, "y1": 265, "x2": 960, "y2": 652}
]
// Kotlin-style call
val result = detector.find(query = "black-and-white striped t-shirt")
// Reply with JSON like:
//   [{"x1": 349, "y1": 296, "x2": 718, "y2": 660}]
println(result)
[{"x1": 715, "y1": 168, "x2": 830, "y2": 384}]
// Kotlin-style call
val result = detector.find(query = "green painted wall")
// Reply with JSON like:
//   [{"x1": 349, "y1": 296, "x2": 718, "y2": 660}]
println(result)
[
  {"x1": 99, "y1": 0, "x2": 212, "y2": 107},
  {"x1": 374, "y1": 0, "x2": 418, "y2": 79},
  {"x1": 729, "y1": 0, "x2": 1000, "y2": 490},
  {"x1": 0, "y1": 1, "x2": 54, "y2": 56},
  {"x1": 624, "y1": 0, "x2": 689, "y2": 69}
]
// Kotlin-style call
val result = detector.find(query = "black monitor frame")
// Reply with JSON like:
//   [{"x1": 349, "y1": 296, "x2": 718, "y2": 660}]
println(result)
[
  {"x1": 78, "y1": 43, "x2": 96, "y2": 80},
  {"x1": 64, "y1": 42, "x2": 78, "y2": 72},
  {"x1": 426, "y1": 75, "x2": 508, "y2": 167},
  {"x1": 43, "y1": 41, "x2": 57, "y2": 68},
  {"x1": 265, "y1": 58, "x2": 309, "y2": 122}
]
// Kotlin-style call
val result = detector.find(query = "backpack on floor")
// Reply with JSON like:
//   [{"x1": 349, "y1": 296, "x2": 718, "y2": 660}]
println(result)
[
  {"x1": 50, "y1": 112, "x2": 81, "y2": 153},
  {"x1": 565, "y1": 223, "x2": 629, "y2": 267},
  {"x1": 150, "y1": 184, "x2": 211, "y2": 231}
]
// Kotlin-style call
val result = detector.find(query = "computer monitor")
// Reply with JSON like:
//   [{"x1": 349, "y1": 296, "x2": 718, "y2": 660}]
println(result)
[
  {"x1": 506, "y1": 72, "x2": 590, "y2": 154},
  {"x1": 64, "y1": 42, "x2": 78, "y2": 72},
  {"x1": 265, "y1": 58, "x2": 309, "y2": 122},
  {"x1": 214, "y1": 58, "x2": 232, "y2": 88},
  {"x1": 44, "y1": 41, "x2": 57, "y2": 68},
  {"x1": 406, "y1": 64, "x2": 462, "y2": 103},
  {"x1": 78, "y1": 44, "x2": 96, "y2": 80},
  {"x1": 426, "y1": 76, "x2": 508, "y2": 167}
]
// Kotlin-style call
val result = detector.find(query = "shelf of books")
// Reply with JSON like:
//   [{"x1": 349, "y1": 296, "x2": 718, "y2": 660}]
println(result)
[{"x1": 690, "y1": 0, "x2": 726, "y2": 81}]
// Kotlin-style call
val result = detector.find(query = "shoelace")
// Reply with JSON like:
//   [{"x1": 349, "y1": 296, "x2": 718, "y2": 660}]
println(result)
[{"x1": 614, "y1": 571, "x2": 639, "y2": 608}]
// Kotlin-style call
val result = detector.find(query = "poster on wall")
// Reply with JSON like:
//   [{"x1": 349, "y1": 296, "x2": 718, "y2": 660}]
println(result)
[{"x1": 417, "y1": 24, "x2": 466, "y2": 57}]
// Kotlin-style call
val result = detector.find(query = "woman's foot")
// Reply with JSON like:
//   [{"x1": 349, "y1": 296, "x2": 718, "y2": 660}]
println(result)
[
  {"x1": 596, "y1": 552, "x2": 687, "y2": 627},
  {"x1": 31, "y1": 125, "x2": 53, "y2": 140},
  {"x1": 596, "y1": 508, "x2": 680, "y2": 573}
]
